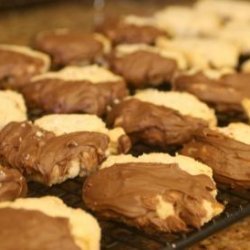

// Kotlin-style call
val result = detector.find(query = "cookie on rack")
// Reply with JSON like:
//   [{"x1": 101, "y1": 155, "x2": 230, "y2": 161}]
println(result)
[
  {"x1": 0, "y1": 114, "x2": 130, "y2": 186},
  {"x1": 156, "y1": 37, "x2": 240, "y2": 70},
  {"x1": 182, "y1": 123, "x2": 250, "y2": 189},
  {"x1": 109, "y1": 44, "x2": 184, "y2": 88},
  {"x1": 97, "y1": 15, "x2": 166, "y2": 45},
  {"x1": 217, "y1": 20, "x2": 250, "y2": 56},
  {"x1": 154, "y1": 6, "x2": 221, "y2": 37},
  {"x1": 174, "y1": 70, "x2": 250, "y2": 117},
  {"x1": 0, "y1": 165, "x2": 27, "y2": 202},
  {"x1": 22, "y1": 65, "x2": 128, "y2": 117},
  {"x1": 83, "y1": 153, "x2": 224, "y2": 233},
  {"x1": 0, "y1": 90, "x2": 27, "y2": 129},
  {"x1": 195, "y1": 0, "x2": 250, "y2": 22},
  {"x1": 107, "y1": 89, "x2": 216, "y2": 150},
  {"x1": 0, "y1": 44, "x2": 50, "y2": 90},
  {"x1": 34, "y1": 114, "x2": 131, "y2": 154},
  {"x1": 34, "y1": 29, "x2": 111, "y2": 68},
  {"x1": 0, "y1": 196, "x2": 100, "y2": 250},
  {"x1": 241, "y1": 60, "x2": 250, "y2": 73}
]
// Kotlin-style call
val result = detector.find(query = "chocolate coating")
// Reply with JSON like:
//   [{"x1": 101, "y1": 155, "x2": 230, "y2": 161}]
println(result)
[
  {"x1": 181, "y1": 128, "x2": 250, "y2": 189},
  {"x1": 0, "y1": 166, "x2": 27, "y2": 202},
  {"x1": 0, "y1": 208, "x2": 80, "y2": 250},
  {"x1": 83, "y1": 163, "x2": 218, "y2": 232},
  {"x1": 174, "y1": 72, "x2": 250, "y2": 114},
  {"x1": 98, "y1": 21, "x2": 165, "y2": 45},
  {"x1": 0, "y1": 122, "x2": 109, "y2": 185},
  {"x1": 35, "y1": 31, "x2": 104, "y2": 67},
  {"x1": 22, "y1": 79, "x2": 128, "y2": 117},
  {"x1": 0, "y1": 48, "x2": 47, "y2": 90},
  {"x1": 110, "y1": 50, "x2": 177, "y2": 88},
  {"x1": 107, "y1": 99, "x2": 207, "y2": 149}
]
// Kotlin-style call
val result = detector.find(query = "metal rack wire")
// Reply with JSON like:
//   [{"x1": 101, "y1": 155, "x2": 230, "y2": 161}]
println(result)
[{"x1": 28, "y1": 177, "x2": 250, "y2": 250}]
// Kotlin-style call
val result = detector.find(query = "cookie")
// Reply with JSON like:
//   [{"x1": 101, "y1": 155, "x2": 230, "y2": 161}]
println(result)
[
  {"x1": 133, "y1": 89, "x2": 217, "y2": 127},
  {"x1": 195, "y1": 0, "x2": 250, "y2": 22},
  {"x1": 109, "y1": 44, "x2": 179, "y2": 88},
  {"x1": 0, "y1": 121, "x2": 109, "y2": 185},
  {"x1": 156, "y1": 37, "x2": 240, "y2": 69},
  {"x1": 154, "y1": 6, "x2": 221, "y2": 37},
  {"x1": 0, "y1": 44, "x2": 50, "y2": 89},
  {"x1": 241, "y1": 60, "x2": 250, "y2": 73},
  {"x1": 242, "y1": 99, "x2": 250, "y2": 120},
  {"x1": 34, "y1": 114, "x2": 131, "y2": 154},
  {"x1": 34, "y1": 29, "x2": 111, "y2": 68},
  {"x1": 0, "y1": 90, "x2": 27, "y2": 129},
  {"x1": 218, "y1": 20, "x2": 250, "y2": 55},
  {"x1": 0, "y1": 166, "x2": 27, "y2": 202},
  {"x1": 107, "y1": 91, "x2": 212, "y2": 150},
  {"x1": 22, "y1": 65, "x2": 128, "y2": 117},
  {"x1": 0, "y1": 196, "x2": 100, "y2": 250},
  {"x1": 174, "y1": 70, "x2": 250, "y2": 116},
  {"x1": 182, "y1": 123, "x2": 250, "y2": 189},
  {"x1": 97, "y1": 15, "x2": 166, "y2": 45},
  {"x1": 83, "y1": 153, "x2": 223, "y2": 233}
]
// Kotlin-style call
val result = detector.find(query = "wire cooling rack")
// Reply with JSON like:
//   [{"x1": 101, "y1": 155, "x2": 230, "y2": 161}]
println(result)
[{"x1": 28, "y1": 178, "x2": 250, "y2": 250}]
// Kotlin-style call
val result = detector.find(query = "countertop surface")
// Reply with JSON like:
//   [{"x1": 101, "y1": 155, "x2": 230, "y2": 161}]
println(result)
[{"x1": 0, "y1": 1, "x2": 249, "y2": 249}]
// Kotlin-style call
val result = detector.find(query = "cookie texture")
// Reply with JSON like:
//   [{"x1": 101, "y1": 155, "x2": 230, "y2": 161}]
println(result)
[
  {"x1": 0, "y1": 121, "x2": 110, "y2": 185},
  {"x1": 83, "y1": 153, "x2": 223, "y2": 233},
  {"x1": 107, "y1": 98, "x2": 208, "y2": 149},
  {"x1": 114, "y1": 44, "x2": 187, "y2": 70},
  {"x1": 133, "y1": 89, "x2": 217, "y2": 127},
  {"x1": 109, "y1": 44, "x2": 179, "y2": 88},
  {"x1": 0, "y1": 90, "x2": 27, "y2": 129},
  {"x1": 35, "y1": 114, "x2": 131, "y2": 154},
  {"x1": 34, "y1": 29, "x2": 110, "y2": 67},
  {"x1": 0, "y1": 165, "x2": 27, "y2": 202},
  {"x1": 195, "y1": 0, "x2": 250, "y2": 22},
  {"x1": 156, "y1": 37, "x2": 239, "y2": 69},
  {"x1": 182, "y1": 123, "x2": 250, "y2": 189},
  {"x1": 241, "y1": 60, "x2": 250, "y2": 73},
  {"x1": 0, "y1": 44, "x2": 50, "y2": 89},
  {"x1": 22, "y1": 65, "x2": 128, "y2": 117},
  {"x1": 0, "y1": 196, "x2": 100, "y2": 250},
  {"x1": 218, "y1": 20, "x2": 250, "y2": 54},
  {"x1": 174, "y1": 71, "x2": 250, "y2": 115},
  {"x1": 154, "y1": 6, "x2": 221, "y2": 37},
  {"x1": 97, "y1": 15, "x2": 166, "y2": 45}
]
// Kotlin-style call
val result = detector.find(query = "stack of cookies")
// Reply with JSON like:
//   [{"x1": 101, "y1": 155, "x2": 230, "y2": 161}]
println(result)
[{"x1": 0, "y1": 0, "x2": 250, "y2": 249}]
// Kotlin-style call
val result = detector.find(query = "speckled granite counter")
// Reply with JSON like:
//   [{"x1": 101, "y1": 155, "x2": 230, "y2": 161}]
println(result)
[
  {"x1": 0, "y1": 1, "x2": 249, "y2": 249},
  {"x1": 190, "y1": 216, "x2": 250, "y2": 250}
]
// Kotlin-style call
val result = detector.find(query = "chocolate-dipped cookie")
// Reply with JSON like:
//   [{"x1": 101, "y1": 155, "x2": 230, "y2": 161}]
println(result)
[
  {"x1": 107, "y1": 89, "x2": 216, "y2": 150},
  {"x1": 0, "y1": 166, "x2": 27, "y2": 202},
  {"x1": 34, "y1": 114, "x2": 131, "y2": 155},
  {"x1": 0, "y1": 118, "x2": 111, "y2": 185},
  {"x1": 22, "y1": 65, "x2": 128, "y2": 117},
  {"x1": 182, "y1": 123, "x2": 250, "y2": 189},
  {"x1": 0, "y1": 114, "x2": 130, "y2": 185},
  {"x1": 34, "y1": 29, "x2": 110, "y2": 68},
  {"x1": 0, "y1": 196, "x2": 100, "y2": 250},
  {"x1": 174, "y1": 70, "x2": 250, "y2": 116},
  {"x1": 83, "y1": 153, "x2": 223, "y2": 233},
  {"x1": 0, "y1": 45, "x2": 50, "y2": 90},
  {"x1": 109, "y1": 44, "x2": 180, "y2": 88},
  {"x1": 98, "y1": 15, "x2": 166, "y2": 45}
]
